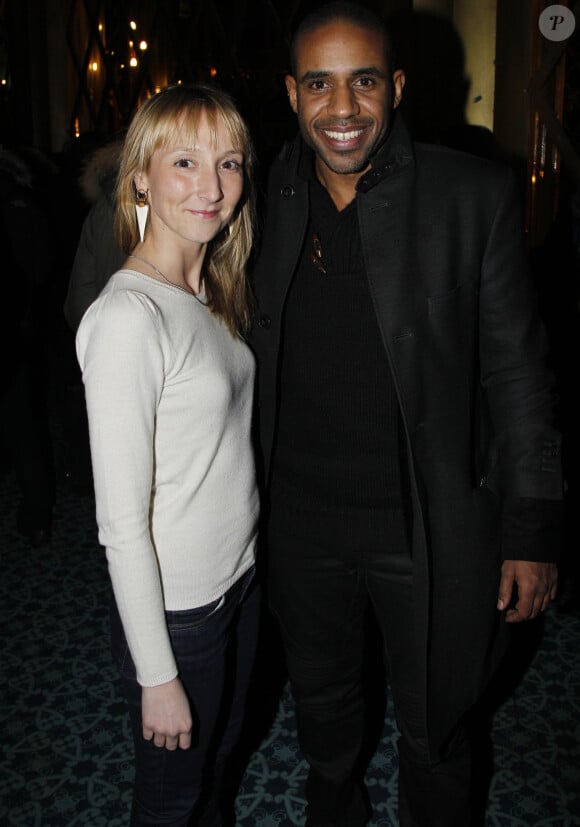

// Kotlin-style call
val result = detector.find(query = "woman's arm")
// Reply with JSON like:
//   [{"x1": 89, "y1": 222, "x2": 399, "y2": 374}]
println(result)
[
  {"x1": 142, "y1": 678, "x2": 192, "y2": 750},
  {"x1": 77, "y1": 288, "x2": 178, "y2": 685}
]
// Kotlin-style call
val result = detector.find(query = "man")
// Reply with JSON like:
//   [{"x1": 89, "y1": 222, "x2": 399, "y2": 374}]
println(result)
[{"x1": 250, "y1": 2, "x2": 562, "y2": 826}]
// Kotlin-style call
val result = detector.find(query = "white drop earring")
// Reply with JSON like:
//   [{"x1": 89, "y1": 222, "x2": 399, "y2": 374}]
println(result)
[{"x1": 135, "y1": 190, "x2": 149, "y2": 243}]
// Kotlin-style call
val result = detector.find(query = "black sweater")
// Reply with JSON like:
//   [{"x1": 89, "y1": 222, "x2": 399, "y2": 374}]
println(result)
[{"x1": 270, "y1": 174, "x2": 406, "y2": 526}]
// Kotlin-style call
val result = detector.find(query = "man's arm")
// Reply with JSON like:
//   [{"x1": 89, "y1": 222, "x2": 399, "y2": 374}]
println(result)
[
  {"x1": 478, "y1": 169, "x2": 564, "y2": 619},
  {"x1": 498, "y1": 560, "x2": 558, "y2": 622}
]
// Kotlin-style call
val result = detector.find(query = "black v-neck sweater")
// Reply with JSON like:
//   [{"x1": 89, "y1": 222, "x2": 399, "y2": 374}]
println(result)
[{"x1": 269, "y1": 175, "x2": 405, "y2": 528}]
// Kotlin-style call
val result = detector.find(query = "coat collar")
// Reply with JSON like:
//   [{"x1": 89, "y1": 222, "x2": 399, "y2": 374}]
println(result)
[{"x1": 357, "y1": 113, "x2": 415, "y2": 193}]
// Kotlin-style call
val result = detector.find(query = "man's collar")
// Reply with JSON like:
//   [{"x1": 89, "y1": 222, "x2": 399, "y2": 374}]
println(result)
[
  {"x1": 356, "y1": 113, "x2": 414, "y2": 194},
  {"x1": 297, "y1": 142, "x2": 317, "y2": 182}
]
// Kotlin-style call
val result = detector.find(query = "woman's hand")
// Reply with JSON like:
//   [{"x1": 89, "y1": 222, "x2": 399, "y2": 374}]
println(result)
[{"x1": 141, "y1": 677, "x2": 193, "y2": 750}]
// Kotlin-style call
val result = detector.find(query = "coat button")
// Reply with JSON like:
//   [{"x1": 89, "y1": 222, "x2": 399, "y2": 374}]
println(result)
[
  {"x1": 258, "y1": 315, "x2": 271, "y2": 329},
  {"x1": 281, "y1": 185, "x2": 295, "y2": 198}
]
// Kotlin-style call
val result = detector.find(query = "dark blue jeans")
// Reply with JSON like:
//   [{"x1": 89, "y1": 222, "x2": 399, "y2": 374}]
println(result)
[{"x1": 111, "y1": 566, "x2": 260, "y2": 826}]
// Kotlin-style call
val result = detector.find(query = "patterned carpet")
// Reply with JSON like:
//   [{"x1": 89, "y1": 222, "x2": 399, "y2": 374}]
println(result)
[{"x1": 1, "y1": 469, "x2": 579, "y2": 827}]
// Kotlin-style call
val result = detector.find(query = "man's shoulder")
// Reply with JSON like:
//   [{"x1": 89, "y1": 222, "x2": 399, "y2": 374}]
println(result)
[
  {"x1": 267, "y1": 136, "x2": 302, "y2": 178},
  {"x1": 274, "y1": 137, "x2": 300, "y2": 163},
  {"x1": 261, "y1": 137, "x2": 309, "y2": 211},
  {"x1": 403, "y1": 143, "x2": 523, "y2": 229},
  {"x1": 413, "y1": 141, "x2": 512, "y2": 191}
]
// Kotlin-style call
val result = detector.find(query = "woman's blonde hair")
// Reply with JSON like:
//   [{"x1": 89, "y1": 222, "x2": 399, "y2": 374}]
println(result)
[{"x1": 115, "y1": 83, "x2": 256, "y2": 336}]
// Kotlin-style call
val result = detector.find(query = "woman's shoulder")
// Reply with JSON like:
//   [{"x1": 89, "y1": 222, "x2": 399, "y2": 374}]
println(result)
[
  {"x1": 96, "y1": 269, "x2": 165, "y2": 317},
  {"x1": 77, "y1": 270, "x2": 166, "y2": 346}
]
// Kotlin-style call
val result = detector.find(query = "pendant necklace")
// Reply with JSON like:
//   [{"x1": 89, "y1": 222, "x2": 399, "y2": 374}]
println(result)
[
  {"x1": 311, "y1": 233, "x2": 327, "y2": 274},
  {"x1": 128, "y1": 253, "x2": 208, "y2": 305}
]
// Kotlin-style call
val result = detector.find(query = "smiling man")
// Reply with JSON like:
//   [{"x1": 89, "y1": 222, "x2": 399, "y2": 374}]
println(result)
[
  {"x1": 251, "y1": 3, "x2": 563, "y2": 826},
  {"x1": 285, "y1": 15, "x2": 404, "y2": 206}
]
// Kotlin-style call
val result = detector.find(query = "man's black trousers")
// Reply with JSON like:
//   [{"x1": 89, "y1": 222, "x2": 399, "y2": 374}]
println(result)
[{"x1": 266, "y1": 507, "x2": 472, "y2": 827}]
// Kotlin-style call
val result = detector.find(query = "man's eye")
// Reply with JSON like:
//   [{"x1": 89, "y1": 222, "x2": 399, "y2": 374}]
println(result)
[
  {"x1": 356, "y1": 77, "x2": 375, "y2": 87},
  {"x1": 310, "y1": 80, "x2": 328, "y2": 90}
]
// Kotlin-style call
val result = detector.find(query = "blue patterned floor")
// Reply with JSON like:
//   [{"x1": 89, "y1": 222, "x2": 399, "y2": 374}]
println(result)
[{"x1": 1, "y1": 472, "x2": 579, "y2": 827}]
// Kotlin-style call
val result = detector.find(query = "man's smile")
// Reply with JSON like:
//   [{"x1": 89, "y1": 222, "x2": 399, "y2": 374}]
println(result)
[{"x1": 321, "y1": 127, "x2": 366, "y2": 142}]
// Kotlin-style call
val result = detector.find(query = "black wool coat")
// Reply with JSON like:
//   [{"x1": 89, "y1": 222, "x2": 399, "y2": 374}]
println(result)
[{"x1": 250, "y1": 116, "x2": 563, "y2": 756}]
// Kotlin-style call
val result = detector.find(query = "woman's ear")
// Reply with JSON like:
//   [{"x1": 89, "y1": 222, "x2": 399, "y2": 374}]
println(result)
[{"x1": 134, "y1": 172, "x2": 147, "y2": 192}]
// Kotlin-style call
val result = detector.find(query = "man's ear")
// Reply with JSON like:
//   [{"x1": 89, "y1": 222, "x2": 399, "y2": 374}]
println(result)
[
  {"x1": 285, "y1": 75, "x2": 298, "y2": 114},
  {"x1": 392, "y1": 69, "x2": 406, "y2": 109}
]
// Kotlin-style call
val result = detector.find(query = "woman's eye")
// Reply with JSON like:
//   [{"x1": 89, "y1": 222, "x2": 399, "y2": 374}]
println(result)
[
  {"x1": 221, "y1": 160, "x2": 241, "y2": 171},
  {"x1": 175, "y1": 158, "x2": 193, "y2": 168}
]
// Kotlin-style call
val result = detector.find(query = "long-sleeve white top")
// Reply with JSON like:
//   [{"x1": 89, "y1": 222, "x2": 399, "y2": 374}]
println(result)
[{"x1": 76, "y1": 269, "x2": 258, "y2": 687}]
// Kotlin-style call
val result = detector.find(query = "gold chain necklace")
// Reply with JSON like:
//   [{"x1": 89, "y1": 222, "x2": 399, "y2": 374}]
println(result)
[{"x1": 128, "y1": 253, "x2": 208, "y2": 305}]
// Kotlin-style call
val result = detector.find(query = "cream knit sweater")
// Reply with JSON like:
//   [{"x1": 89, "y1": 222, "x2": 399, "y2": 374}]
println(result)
[{"x1": 77, "y1": 270, "x2": 258, "y2": 686}]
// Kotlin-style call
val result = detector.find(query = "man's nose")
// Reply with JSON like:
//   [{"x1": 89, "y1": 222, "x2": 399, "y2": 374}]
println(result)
[{"x1": 327, "y1": 83, "x2": 360, "y2": 118}]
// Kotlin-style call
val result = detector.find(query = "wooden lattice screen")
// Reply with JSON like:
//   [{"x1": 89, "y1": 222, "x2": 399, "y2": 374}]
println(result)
[
  {"x1": 527, "y1": 0, "x2": 580, "y2": 244},
  {"x1": 64, "y1": 0, "x2": 304, "y2": 142}
]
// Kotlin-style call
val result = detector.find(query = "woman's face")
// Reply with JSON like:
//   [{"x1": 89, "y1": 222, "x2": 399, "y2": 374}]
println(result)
[{"x1": 136, "y1": 112, "x2": 244, "y2": 248}]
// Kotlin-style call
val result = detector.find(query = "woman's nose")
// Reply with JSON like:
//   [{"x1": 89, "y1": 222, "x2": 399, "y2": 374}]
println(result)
[{"x1": 197, "y1": 167, "x2": 223, "y2": 201}]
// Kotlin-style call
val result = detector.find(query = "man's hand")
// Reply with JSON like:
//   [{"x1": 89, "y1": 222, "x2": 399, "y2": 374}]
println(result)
[
  {"x1": 141, "y1": 677, "x2": 192, "y2": 750},
  {"x1": 497, "y1": 560, "x2": 558, "y2": 623}
]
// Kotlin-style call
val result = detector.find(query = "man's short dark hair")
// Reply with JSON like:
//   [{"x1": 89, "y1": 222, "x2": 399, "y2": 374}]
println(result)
[{"x1": 289, "y1": 2, "x2": 394, "y2": 76}]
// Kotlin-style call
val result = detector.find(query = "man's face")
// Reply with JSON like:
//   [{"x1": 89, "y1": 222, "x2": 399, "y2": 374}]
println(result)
[{"x1": 286, "y1": 20, "x2": 405, "y2": 180}]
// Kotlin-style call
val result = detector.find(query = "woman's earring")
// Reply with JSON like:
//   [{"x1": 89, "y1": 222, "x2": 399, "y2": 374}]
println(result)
[{"x1": 135, "y1": 190, "x2": 149, "y2": 243}]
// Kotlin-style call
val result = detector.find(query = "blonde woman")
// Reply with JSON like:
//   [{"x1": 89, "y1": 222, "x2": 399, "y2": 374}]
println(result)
[{"x1": 76, "y1": 84, "x2": 259, "y2": 826}]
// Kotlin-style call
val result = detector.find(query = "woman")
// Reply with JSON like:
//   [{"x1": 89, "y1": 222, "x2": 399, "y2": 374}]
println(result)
[{"x1": 76, "y1": 84, "x2": 259, "y2": 826}]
